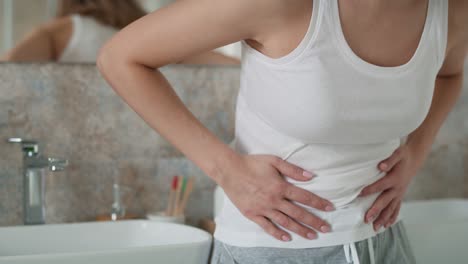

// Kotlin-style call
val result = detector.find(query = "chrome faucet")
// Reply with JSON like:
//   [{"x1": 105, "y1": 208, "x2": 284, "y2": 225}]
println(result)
[{"x1": 8, "y1": 138, "x2": 68, "y2": 225}]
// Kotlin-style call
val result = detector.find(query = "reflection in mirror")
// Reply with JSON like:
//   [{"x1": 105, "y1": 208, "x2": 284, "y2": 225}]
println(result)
[{"x1": 0, "y1": 0, "x2": 241, "y2": 65}]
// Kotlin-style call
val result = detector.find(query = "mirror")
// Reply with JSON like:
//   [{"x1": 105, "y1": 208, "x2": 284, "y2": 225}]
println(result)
[{"x1": 0, "y1": 0, "x2": 241, "y2": 65}]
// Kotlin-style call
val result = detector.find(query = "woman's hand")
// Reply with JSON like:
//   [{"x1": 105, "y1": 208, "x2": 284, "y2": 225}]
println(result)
[
  {"x1": 358, "y1": 142, "x2": 429, "y2": 231},
  {"x1": 218, "y1": 153, "x2": 335, "y2": 242}
]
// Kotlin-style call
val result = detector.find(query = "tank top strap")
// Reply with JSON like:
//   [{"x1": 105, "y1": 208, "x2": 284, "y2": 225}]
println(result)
[
  {"x1": 73, "y1": 14, "x2": 84, "y2": 41},
  {"x1": 70, "y1": 14, "x2": 82, "y2": 37},
  {"x1": 317, "y1": 0, "x2": 332, "y2": 23},
  {"x1": 314, "y1": 0, "x2": 326, "y2": 22},
  {"x1": 58, "y1": 15, "x2": 81, "y2": 62}
]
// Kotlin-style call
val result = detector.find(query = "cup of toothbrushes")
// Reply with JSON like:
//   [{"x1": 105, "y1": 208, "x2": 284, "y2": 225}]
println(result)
[{"x1": 146, "y1": 211, "x2": 186, "y2": 224}]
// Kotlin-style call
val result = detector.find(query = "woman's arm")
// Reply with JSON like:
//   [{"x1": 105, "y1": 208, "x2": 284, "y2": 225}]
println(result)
[
  {"x1": 97, "y1": 0, "x2": 258, "y2": 182},
  {"x1": 404, "y1": 1, "x2": 468, "y2": 158},
  {"x1": 405, "y1": 60, "x2": 465, "y2": 159},
  {"x1": 98, "y1": 0, "x2": 335, "y2": 241},
  {"x1": 1, "y1": 26, "x2": 55, "y2": 61},
  {"x1": 1, "y1": 17, "x2": 72, "y2": 62},
  {"x1": 176, "y1": 50, "x2": 241, "y2": 65}
]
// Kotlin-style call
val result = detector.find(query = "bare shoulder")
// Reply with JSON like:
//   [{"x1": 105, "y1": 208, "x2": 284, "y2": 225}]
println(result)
[
  {"x1": 447, "y1": 0, "x2": 468, "y2": 46},
  {"x1": 233, "y1": 0, "x2": 305, "y2": 42},
  {"x1": 98, "y1": 0, "x2": 289, "y2": 68},
  {"x1": 193, "y1": 0, "x2": 289, "y2": 42},
  {"x1": 438, "y1": 0, "x2": 467, "y2": 76},
  {"x1": 16, "y1": 16, "x2": 70, "y2": 42},
  {"x1": 171, "y1": 0, "x2": 289, "y2": 43},
  {"x1": 448, "y1": 0, "x2": 468, "y2": 22},
  {"x1": 39, "y1": 16, "x2": 72, "y2": 35},
  {"x1": 11, "y1": 16, "x2": 72, "y2": 50}
]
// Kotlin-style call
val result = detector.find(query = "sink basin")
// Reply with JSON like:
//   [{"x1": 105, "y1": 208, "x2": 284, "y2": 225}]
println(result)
[
  {"x1": 400, "y1": 199, "x2": 468, "y2": 264},
  {"x1": 0, "y1": 220, "x2": 212, "y2": 264}
]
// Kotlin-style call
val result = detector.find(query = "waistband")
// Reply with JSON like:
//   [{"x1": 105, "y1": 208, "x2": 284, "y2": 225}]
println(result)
[
  {"x1": 344, "y1": 237, "x2": 375, "y2": 264},
  {"x1": 213, "y1": 189, "x2": 404, "y2": 248}
]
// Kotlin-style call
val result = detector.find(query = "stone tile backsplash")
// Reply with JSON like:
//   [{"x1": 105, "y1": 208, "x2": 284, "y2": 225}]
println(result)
[{"x1": 0, "y1": 63, "x2": 237, "y2": 226}]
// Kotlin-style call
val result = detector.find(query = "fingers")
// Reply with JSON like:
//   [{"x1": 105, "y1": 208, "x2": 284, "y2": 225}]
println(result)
[
  {"x1": 360, "y1": 147, "x2": 405, "y2": 197},
  {"x1": 265, "y1": 210, "x2": 319, "y2": 240},
  {"x1": 277, "y1": 200, "x2": 331, "y2": 234},
  {"x1": 385, "y1": 202, "x2": 401, "y2": 228},
  {"x1": 378, "y1": 147, "x2": 404, "y2": 172},
  {"x1": 271, "y1": 156, "x2": 315, "y2": 181},
  {"x1": 283, "y1": 184, "x2": 335, "y2": 211},
  {"x1": 359, "y1": 170, "x2": 396, "y2": 197},
  {"x1": 364, "y1": 188, "x2": 396, "y2": 224},
  {"x1": 372, "y1": 198, "x2": 398, "y2": 231},
  {"x1": 251, "y1": 215, "x2": 292, "y2": 242}
]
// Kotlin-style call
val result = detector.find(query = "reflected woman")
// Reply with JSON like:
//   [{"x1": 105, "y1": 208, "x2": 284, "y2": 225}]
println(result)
[{"x1": 1, "y1": 0, "x2": 240, "y2": 65}]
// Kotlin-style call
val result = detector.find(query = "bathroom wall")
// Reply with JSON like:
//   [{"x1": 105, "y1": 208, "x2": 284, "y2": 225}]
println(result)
[
  {"x1": 0, "y1": 62, "x2": 467, "y2": 227},
  {"x1": 0, "y1": 63, "x2": 238, "y2": 226}
]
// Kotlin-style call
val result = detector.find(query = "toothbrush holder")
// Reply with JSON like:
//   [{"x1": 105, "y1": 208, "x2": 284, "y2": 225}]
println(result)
[{"x1": 146, "y1": 211, "x2": 186, "y2": 224}]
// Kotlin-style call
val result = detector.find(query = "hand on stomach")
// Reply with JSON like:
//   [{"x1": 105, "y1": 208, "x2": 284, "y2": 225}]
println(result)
[{"x1": 217, "y1": 152, "x2": 337, "y2": 242}]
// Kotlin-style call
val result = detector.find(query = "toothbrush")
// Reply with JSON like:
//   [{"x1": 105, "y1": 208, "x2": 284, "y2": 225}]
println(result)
[
  {"x1": 165, "y1": 175, "x2": 178, "y2": 216},
  {"x1": 174, "y1": 175, "x2": 188, "y2": 215},
  {"x1": 176, "y1": 176, "x2": 194, "y2": 216},
  {"x1": 172, "y1": 175, "x2": 184, "y2": 216}
]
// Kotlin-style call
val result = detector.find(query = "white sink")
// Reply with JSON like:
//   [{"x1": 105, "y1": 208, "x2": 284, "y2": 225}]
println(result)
[
  {"x1": 0, "y1": 220, "x2": 212, "y2": 264},
  {"x1": 400, "y1": 199, "x2": 468, "y2": 264}
]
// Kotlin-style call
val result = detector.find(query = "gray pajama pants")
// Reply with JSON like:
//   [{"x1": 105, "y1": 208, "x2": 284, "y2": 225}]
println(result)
[{"x1": 210, "y1": 220, "x2": 417, "y2": 264}]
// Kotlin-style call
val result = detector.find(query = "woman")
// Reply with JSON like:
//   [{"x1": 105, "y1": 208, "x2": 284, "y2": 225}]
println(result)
[
  {"x1": 2, "y1": 0, "x2": 239, "y2": 65},
  {"x1": 97, "y1": 0, "x2": 467, "y2": 263},
  {"x1": 1, "y1": 0, "x2": 144, "y2": 62}
]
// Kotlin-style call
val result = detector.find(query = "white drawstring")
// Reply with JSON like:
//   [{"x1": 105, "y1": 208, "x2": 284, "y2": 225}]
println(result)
[
  {"x1": 343, "y1": 242, "x2": 359, "y2": 264},
  {"x1": 343, "y1": 237, "x2": 375, "y2": 264},
  {"x1": 282, "y1": 142, "x2": 377, "y2": 264},
  {"x1": 368, "y1": 237, "x2": 375, "y2": 264}
]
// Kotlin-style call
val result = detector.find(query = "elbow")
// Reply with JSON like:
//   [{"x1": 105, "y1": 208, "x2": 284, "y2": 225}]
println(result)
[
  {"x1": 97, "y1": 37, "x2": 138, "y2": 80},
  {"x1": 97, "y1": 40, "x2": 122, "y2": 79},
  {"x1": 97, "y1": 40, "x2": 136, "y2": 96},
  {"x1": 97, "y1": 39, "x2": 147, "y2": 86}
]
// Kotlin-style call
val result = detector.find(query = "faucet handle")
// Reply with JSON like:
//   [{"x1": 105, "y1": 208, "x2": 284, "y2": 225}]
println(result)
[
  {"x1": 7, "y1": 138, "x2": 38, "y2": 144},
  {"x1": 7, "y1": 138, "x2": 39, "y2": 156},
  {"x1": 48, "y1": 158, "x2": 68, "y2": 172}
]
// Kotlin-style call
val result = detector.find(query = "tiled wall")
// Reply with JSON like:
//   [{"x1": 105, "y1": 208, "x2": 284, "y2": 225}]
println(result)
[
  {"x1": 0, "y1": 62, "x2": 467, "y2": 227},
  {"x1": 0, "y1": 63, "x2": 238, "y2": 226}
]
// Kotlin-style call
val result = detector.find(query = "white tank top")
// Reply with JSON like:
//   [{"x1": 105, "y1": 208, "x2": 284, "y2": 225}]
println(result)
[
  {"x1": 214, "y1": 0, "x2": 448, "y2": 256},
  {"x1": 58, "y1": 15, "x2": 119, "y2": 63}
]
